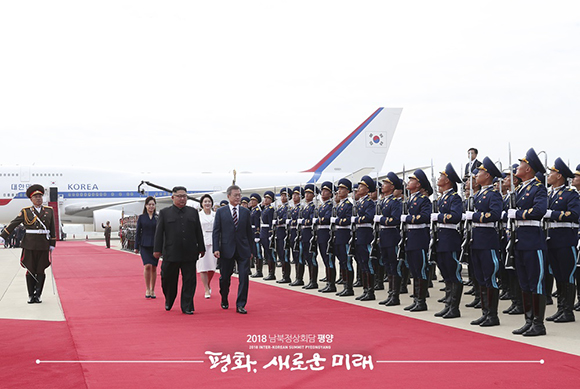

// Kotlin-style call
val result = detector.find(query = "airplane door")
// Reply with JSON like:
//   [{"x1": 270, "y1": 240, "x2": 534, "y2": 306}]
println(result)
[{"x1": 20, "y1": 166, "x2": 30, "y2": 182}]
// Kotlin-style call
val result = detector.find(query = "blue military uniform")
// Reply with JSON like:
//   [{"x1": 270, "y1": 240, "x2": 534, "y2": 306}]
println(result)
[
  {"x1": 465, "y1": 157, "x2": 504, "y2": 326},
  {"x1": 249, "y1": 193, "x2": 263, "y2": 278},
  {"x1": 260, "y1": 191, "x2": 277, "y2": 281},
  {"x1": 432, "y1": 163, "x2": 464, "y2": 319},
  {"x1": 317, "y1": 181, "x2": 337, "y2": 293},
  {"x1": 289, "y1": 187, "x2": 306, "y2": 286},
  {"x1": 300, "y1": 184, "x2": 319, "y2": 289},
  {"x1": 574, "y1": 164, "x2": 580, "y2": 311},
  {"x1": 509, "y1": 148, "x2": 549, "y2": 336},
  {"x1": 544, "y1": 158, "x2": 580, "y2": 322},
  {"x1": 376, "y1": 172, "x2": 403, "y2": 306},
  {"x1": 403, "y1": 169, "x2": 432, "y2": 312},
  {"x1": 275, "y1": 188, "x2": 292, "y2": 284},
  {"x1": 333, "y1": 178, "x2": 355, "y2": 296}
]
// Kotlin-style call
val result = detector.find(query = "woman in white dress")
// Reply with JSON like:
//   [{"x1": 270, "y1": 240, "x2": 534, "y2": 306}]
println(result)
[{"x1": 197, "y1": 194, "x2": 217, "y2": 298}]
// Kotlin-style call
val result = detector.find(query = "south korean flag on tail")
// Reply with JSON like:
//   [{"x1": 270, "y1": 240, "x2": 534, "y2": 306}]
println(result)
[{"x1": 366, "y1": 132, "x2": 387, "y2": 147}]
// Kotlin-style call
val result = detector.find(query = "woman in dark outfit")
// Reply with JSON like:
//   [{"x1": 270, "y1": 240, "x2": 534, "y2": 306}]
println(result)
[{"x1": 135, "y1": 197, "x2": 159, "y2": 298}]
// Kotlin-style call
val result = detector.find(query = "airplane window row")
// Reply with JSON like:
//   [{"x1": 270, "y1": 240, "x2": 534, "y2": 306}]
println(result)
[
  {"x1": 1, "y1": 173, "x2": 18, "y2": 176},
  {"x1": 3, "y1": 193, "x2": 15, "y2": 197},
  {"x1": 31, "y1": 173, "x2": 62, "y2": 177}
]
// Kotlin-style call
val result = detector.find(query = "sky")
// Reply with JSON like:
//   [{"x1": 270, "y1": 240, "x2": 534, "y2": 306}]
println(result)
[{"x1": 1, "y1": 1, "x2": 579, "y2": 177}]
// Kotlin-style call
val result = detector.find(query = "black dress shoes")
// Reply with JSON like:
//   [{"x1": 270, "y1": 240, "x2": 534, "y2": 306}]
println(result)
[
  {"x1": 182, "y1": 310, "x2": 194, "y2": 315},
  {"x1": 221, "y1": 301, "x2": 229, "y2": 310},
  {"x1": 236, "y1": 306, "x2": 247, "y2": 314},
  {"x1": 165, "y1": 305, "x2": 171, "y2": 311}
]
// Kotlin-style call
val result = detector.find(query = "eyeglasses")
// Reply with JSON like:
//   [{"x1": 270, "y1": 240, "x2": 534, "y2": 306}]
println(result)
[{"x1": 173, "y1": 194, "x2": 187, "y2": 199}]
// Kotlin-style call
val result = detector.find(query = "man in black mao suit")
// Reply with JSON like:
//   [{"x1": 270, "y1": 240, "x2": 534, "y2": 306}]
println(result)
[
  {"x1": 213, "y1": 185, "x2": 254, "y2": 314},
  {"x1": 154, "y1": 186, "x2": 205, "y2": 315}
]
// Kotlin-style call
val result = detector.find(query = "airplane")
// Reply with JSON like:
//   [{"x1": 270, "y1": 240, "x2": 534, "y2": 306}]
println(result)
[{"x1": 0, "y1": 107, "x2": 402, "y2": 232}]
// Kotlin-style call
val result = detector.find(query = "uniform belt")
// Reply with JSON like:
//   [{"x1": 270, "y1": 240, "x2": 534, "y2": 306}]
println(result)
[
  {"x1": 547, "y1": 222, "x2": 580, "y2": 229},
  {"x1": 276, "y1": 224, "x2": 287, "y2": 229},
  {"x1": 302, "y1": 226, "x2": 312, "y2": 229},
  {"x1": 26, "y1": 229, "x2": 50, "y2": 234},
  {"x1": 260, "y1": 224, "x2": 270, "y2": 228},
  {"x1": 472, "y1": 222, "x2": 497, "y2": 228},
  {"x1": 290, "y1": 226, "x2": 297, "y2": 229},
  {"x1": 335, "y1": 226, "x2": 351, "y2": 230},
  {"x1": 356, "y1": 223, "x2": 373, "y2": 228},
  {"x1": 380, "y1": 226, "x2": 397, "y2": 229},
  {"x1": 515, "y1": 220, "x2": 542, "y2": 227},
  {"x1": 251, "y1": 225, "x2": 256, "y2": 229},
  {"x1": 438, "y1": 224, "x2": 459, "y2": 229},
  {"x1": 407, "y1": 224, "x2": 428, "y2": 229},
  {"x1": 317, "y1": 225, "x2": 330, "y2": 229}
]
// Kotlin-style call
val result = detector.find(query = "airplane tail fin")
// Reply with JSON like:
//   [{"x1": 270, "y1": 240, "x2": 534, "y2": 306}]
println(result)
[{"x1": 303, "y1": 107, "x2": 402, "y2": 182}]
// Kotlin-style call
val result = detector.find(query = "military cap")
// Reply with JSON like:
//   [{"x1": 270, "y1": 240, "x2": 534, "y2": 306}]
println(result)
[
  {"x1": 409, "y1": 169, "x2": 430, "y2": 190},
  {"x1": 219, "y1": 200, "x2": 229, "y2": 206},
  {"x1": 250, "y1": 193, "x2": 262, "y2": 202},
  {"x1": 320, "y1": 181, "x2": 335, "y2": 193},
  {"x1": 292, "y1": 186, "x2": 305, "y2": 198},
  {"x1": 241, "y1": 196, "x2": 250, "y2": 204},
  {"x1": 478, "y1": 156, "x2": 503, "y2": 178},
  {"x1": 376, "y1": 180, "x2": 382, "y2": 190},
  {"x1": 26, "y1": 184, "x2": 44, "y2": 198},
  {"x1": 383, "y1": 172, "x2": 403, "y2": 190},
  {"x1": 535, "y1": 171, "x2": 546, "y2": 185},
  {"x1": 279, "y1": 187, "x2": 291, "y2": 196},
  {"x1": 575, "y1": 164, "x2": 580, "y2": 176},
  {"x1": 549, "y1": 158, "x2": 574, "y2": 179},
  {"x1": 519, "y1": 148, "x2": 546, "y2": 174},
  {"x1": 441, "y1": 163, "x2": 462, "y2": 184},
  {"x1": 304, "y1": 183, "x2": 320, "y2": 194},
  {"x1": 337, "y1": 178, "x2": 352, "y2": 192},
  {"x1": 264, "y1": 190, "x2": 275, "y2": 200},
  {"x1": 359, "y1": 175, "x2": 376, "y2": 192},
  {"x1": 353, "y1": 183, "x2": 359, "y2": 191}
]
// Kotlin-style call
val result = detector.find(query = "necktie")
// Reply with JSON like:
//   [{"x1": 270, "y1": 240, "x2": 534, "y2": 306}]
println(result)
[{"x1": 233, "y1": 206, "x2": 238, "y2": 228}]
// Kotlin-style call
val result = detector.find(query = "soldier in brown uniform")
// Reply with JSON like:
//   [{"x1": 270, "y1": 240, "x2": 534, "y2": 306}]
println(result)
[{"x1": 1, "y1": 184, "x2": 56, "y2": 303}]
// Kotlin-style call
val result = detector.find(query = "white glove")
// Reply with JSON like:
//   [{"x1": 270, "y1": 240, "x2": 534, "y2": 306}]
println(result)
[
  {"x1": 507, "y1": 209, "x2": 517, "y2": 219},
  {"x1": 272, "y1": 220, "x2": 277, "y2": 226},
  {"x1": 501, "y1": 211, "x2": 506, "y2": 220},
  {"x1": 286, "y1": 219, "x2": 291, "y2": 225},
  {"x1": 544, "y1": 210, "x2": 553, "y2": 219},
  {"x1": 297, "y1": 218, "x2": 304, "y2": 225},
  {"x1": 330, "y1": 217, "x2": 337, "y2": 224},
  {"x1": 401, "y1": 214, "x2": 409, "y2": 223},
  {"x1": 49, "y1": 246, "x2": 55, "y2": 252},
  {"x1": 465, "y1": 211, "x2": 474, "y2": 221},
  {"x1": 254, "y1": 238, "x2": 260, "y2": 243},
  {"x1": 373, "y1": 215, "x2": 382, "y2": 223},
  {"x1": 312, "y1": 218, "x2": 318, "y2": 224},
  {"x1": 430, "y1": 213, "x2": 439, "y2": 222},
  {"x1": 351, "y1": 216, "x2": 357, "y2": 223}
]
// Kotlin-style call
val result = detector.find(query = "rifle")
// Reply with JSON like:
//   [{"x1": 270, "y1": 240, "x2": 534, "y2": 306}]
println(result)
[
  {"x1": 397, "y1": 165, "x2": 408, "y2": 261},
  {"x1": 284, "y1": 200, "x2": 292, "y2": 251},
  {"x1": 370, "y1": 174, "x2": 381, "y2": 260},
  {"x1": 505, "y1": 144, "x2": 517, "y2": 269},
  {"x1": 269, "y1": 200, "x2": 277, "y2": 256},
  {"x1": 428, "y1": 159, "x2": 438, "y2": 265},
  {"x1": 309, "y1": 192, "x2": 319, "y2": 255},
  {"x1": 327, "y1": 197, "x2": 337, "y2": 256},
  {"x1": 292, "y1": 201, "x2": 302, "y2": 252},
  {"x1": 459, "y1": 160, "x2": 474, "y2": 263},
  {"x1": 348, "y1": 194, "x2": 358, "y2": 257}
]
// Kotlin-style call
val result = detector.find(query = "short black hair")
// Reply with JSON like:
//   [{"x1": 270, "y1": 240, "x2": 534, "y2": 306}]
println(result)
[
  {"x1": 172, "y1": 186, "x2": 187, "y2": 193},
  {"x1": 199, "y1": 194, "x2": 214, "y2": 207},
  {"x1": 468, "y1": 147, "x2": 478, "y2": 154}
]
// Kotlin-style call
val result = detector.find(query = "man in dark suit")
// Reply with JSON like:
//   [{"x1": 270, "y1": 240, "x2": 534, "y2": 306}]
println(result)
[
  {"x1": 213, "y1": 185, "x2": 254, "y2": 314},
  {"x1": 464, "y1": 147, "x2": 483, "y2": 179},
  {"x1": 154, "y1": 186, "x2": 205, "y2": 315}
]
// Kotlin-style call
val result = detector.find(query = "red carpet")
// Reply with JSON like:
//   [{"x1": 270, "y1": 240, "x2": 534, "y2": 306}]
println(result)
[{"x1": 2, "y1": 241, "x2": 579, "y2": 388}]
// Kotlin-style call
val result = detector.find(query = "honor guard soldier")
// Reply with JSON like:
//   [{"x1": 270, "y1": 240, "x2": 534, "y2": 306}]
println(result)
[
  {"x1": 572, "y1": 165, "x2": 580, "y2": 311},
  {"x1": 402, "y1": 170, "x2": 432, "y2": 312},
  {"x1": 241, "y1": 197, "x2": 250, "y2": 209},
  {"x1": 464, "y1": 167, "x2": 484, "y2": 308},
  {"x1": 465, "y1": 158, "x2": 504, "y2": 326},
  {"x1": 317, "y1": 181, "x2": 337, "y2": 293},
  {"x1": 289, "y1": 186, "x2": 305, "y2": 286},
  {"x1": 431, "y1": 164, "x2": 464, "y2": 318},
  {"x1": 508, "y1": 148, "x2": 549, "y2": 336},
  {"x1": 276, "y1": 188, "x2": 292, "y2": 284},
  {"x1": 332, "y1": 178, "x2": 355, "y2": 296},
  {"x1": 351, "y1": 175, "x2": 377, "y2": 301},
  {"x1": 501, "y1": 165, "x2": 524, "y2": 315},
  {"x1": 370, "y1": 180, "x2": 385, "y2": 291},
  {"x1": 544, "y1": 158, "x2": 580, "y2": 322},
  {"x1": 299, "y1": 184, "x2": 319, "y2": 290},
  {"x1": 249, "y1": 193, "x2": 263, "y2": 278},
  {"x1": 375, "y1": 172, "x2": 403, "y2": 306},
  {"x1": 260, "y1": 191, "x2": 277, "y2": 281},
  {"x1": 1, "y1": 185, "x2": 56, "y2": 303}
]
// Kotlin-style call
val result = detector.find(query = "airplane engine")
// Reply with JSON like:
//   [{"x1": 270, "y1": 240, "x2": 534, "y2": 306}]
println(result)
[{"x1": 93, "y1": 209, "x2": 122, "y2": 232}]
